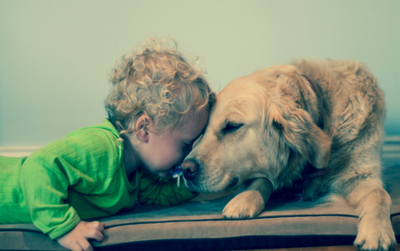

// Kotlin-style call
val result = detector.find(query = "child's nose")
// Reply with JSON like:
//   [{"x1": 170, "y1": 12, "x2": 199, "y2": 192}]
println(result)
[{"x1": 181, "y1": 159, "x2": 199, "y2": 180}]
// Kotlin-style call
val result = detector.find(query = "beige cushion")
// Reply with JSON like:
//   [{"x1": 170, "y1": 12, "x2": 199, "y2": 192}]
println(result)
[{"x1": 1, "y1": 160, "x2": 399, "y2": 250}]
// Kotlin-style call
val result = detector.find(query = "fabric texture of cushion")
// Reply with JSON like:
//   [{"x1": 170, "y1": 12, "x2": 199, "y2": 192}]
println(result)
[{"x1": 1, "y1": 155, "x2": 399, "y2": 250}]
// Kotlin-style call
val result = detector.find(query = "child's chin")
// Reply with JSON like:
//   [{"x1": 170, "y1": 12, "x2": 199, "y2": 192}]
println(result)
[{"x1": 145, "y1": 166, "x2": 168, "y2": 178}]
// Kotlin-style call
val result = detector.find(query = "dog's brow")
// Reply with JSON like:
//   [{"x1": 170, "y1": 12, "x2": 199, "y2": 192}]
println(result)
[{"x1": 222, "y1": 111, "x2": 246, "y2": 122}]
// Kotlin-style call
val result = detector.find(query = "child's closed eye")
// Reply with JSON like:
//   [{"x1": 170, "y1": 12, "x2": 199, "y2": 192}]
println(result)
[{"x1": 182, "y1": 142, "x2": 192, "y2": 152}]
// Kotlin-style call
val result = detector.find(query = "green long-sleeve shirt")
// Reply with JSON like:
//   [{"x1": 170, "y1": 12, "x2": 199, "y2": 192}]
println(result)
[{"x1": 0, "y1": 119, "x2": 196, "y2": 239}]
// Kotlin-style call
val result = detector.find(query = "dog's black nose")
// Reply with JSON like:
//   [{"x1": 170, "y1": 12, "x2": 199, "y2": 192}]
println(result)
[{"x1": 181, "y1": 159, "x2": 199, "y2": 180}]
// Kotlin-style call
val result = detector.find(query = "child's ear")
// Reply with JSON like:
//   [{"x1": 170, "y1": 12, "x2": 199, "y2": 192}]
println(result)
[{"x1": 135, "y1": 115, "x2": 152, "y2": 142}]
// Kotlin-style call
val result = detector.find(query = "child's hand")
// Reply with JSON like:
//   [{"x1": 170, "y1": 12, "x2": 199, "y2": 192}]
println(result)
[{"x1": 56, "y1": 221, "x2": 105, "y2": 251}]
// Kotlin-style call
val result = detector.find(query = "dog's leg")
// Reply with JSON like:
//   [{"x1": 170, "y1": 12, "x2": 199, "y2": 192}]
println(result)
[
  {"x1": 346, "y1": 181, "x2": 396, "y2": 250},
  {"x1": 222, "y1": 178, "x2": 272, "y2": 218}
]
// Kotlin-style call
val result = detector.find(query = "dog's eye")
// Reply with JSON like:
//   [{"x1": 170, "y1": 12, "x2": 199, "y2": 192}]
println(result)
[{"x1": 222, "y1": 122, "x2": 244, "y2": 134}]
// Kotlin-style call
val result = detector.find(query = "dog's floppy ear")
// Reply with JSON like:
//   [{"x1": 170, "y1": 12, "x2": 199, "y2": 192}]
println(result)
[{"x1": 272, "y1": 108, "x2": 331, "y2": 168}]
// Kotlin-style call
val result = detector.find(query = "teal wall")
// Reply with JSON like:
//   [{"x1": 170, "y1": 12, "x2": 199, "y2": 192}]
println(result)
[{"x1": 0, "y1": 0, "x2": 399, "y2": 146}]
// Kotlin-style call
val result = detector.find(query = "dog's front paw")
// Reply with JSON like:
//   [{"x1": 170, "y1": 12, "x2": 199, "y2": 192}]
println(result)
[
  {"x1": 222, "y1": 190, "x2": 265, "y2": 218},
  {"x1": 354, "y1": 217, "x2": 396, "y2": 250}
]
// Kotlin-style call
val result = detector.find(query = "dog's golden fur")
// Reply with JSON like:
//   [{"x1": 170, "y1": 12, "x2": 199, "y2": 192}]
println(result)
[{"x1": 182, "y1": 60, "x2": 396, "y2": 250}]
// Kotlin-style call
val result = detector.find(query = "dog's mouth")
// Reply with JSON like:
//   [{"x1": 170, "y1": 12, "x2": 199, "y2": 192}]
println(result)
[
  {"x1": 227, "y1": 177, "x2": 239, "y2": 188},
  {"x1": 184, "y1": 176, "x2": 240, "y2": 193}
]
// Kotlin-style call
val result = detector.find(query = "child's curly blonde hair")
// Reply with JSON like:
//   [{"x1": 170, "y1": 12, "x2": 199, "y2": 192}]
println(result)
[{"x1": 105, "y1": 38, "x2": 215, "y2": 138}]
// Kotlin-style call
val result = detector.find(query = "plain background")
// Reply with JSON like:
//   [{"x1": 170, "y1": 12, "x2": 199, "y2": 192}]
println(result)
[{"x1": 0, "y1": 0, "x2": 399, "y2": 146}]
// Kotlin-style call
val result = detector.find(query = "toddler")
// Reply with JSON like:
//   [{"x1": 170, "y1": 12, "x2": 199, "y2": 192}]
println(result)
[{"x1": 0, "y1": 38, "x2": 215, "y2": 251}]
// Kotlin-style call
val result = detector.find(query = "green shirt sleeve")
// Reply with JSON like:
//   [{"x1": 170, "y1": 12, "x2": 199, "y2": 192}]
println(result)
[
  {"x1": 138, "y1": 169, "x2": 197, "y2": 206},
  {"x1": 20, "y1": 127, "x2": 121, "y2": 240},
  {"x1": 21, "y1": 146, "x2": 82, "y2": 239}
]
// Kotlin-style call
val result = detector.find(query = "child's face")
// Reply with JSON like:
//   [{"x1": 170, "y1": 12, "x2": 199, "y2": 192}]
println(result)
[{"x1": 141, "y1": 108, "x2": 209, "y2": 177}]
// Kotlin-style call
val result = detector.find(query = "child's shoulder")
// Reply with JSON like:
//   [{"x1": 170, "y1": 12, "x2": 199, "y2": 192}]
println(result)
[{"x1": 66, "y1": 119, "x2": 121, "y2": 148}]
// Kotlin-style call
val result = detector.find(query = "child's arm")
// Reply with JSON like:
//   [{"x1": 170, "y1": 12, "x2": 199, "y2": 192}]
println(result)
[
  {"x1": 19, "y1": 128, "x2": 121, "y2": 240},
  {"x1": 20, "y1": 148, "x2": 82, "y2": 239},
  {"x1": 56, "y1": 221, "x2": 104, "y2": 251},
  {"x1": 138, "y1": 169, "x2": 198, "y2": 206}
]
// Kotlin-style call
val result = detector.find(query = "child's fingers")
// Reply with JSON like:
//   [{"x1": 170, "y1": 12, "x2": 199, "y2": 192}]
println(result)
[
  {"x1": 68, "y1": 241, "x2": 84, "y2": 251},
  {"x1": 92, "y1": 229, "x2": 104, "y2": 242},
  {"x1": 84, "y1": 228, "x2": 104, "y2": 242},
  {"x1": 87, "y1": 221, "x2": 105, "y2": 232},
  {"x1": 78, "y1": 238, "x2": 94, "y2": 251}
]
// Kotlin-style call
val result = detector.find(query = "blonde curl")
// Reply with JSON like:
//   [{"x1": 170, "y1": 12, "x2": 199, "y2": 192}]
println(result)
[{"x1": 105, "y1": 37, "x2": 215, "y2": 139}]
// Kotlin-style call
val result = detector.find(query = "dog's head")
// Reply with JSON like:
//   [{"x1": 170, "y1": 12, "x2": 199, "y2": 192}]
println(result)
[{"x1": 182, "y1": 65, "x2": 331, "y2": 193}]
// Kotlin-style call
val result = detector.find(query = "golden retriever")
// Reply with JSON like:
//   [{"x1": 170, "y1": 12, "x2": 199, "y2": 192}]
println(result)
[{"x1": 181, "y1": 60, "x2": 396, "y2": 250}]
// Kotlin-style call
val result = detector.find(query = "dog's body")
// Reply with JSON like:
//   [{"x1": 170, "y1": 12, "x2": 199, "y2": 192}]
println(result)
[{"x1": 182, "y1": 60, "x2": 396, "y2": 250}]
